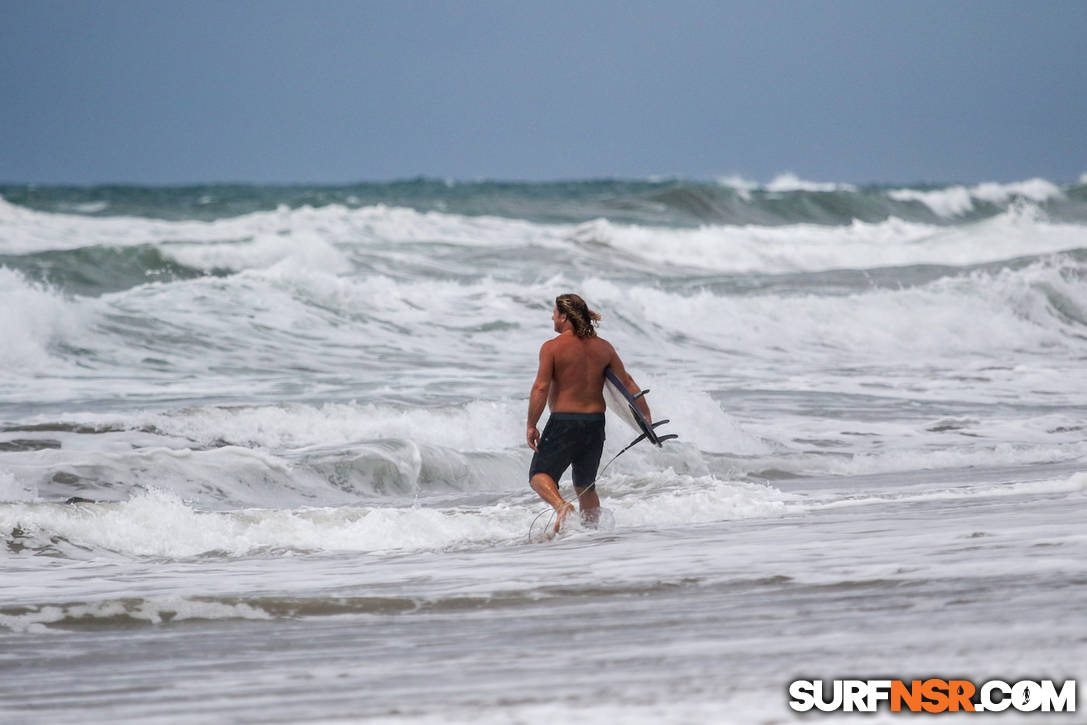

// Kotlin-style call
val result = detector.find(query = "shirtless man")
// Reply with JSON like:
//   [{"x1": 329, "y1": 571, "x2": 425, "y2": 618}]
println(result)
[{"x1": 527, "y1": 293, "x2": 650, "y2": 532}]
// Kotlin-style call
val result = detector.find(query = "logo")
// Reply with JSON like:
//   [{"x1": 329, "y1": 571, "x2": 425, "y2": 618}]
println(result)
[{"x1": 788, "y1": 679, "x2": 1076, "y2": 713}]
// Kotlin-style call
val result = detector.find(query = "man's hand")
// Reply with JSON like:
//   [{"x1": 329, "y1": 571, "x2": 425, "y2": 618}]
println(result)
[{"x1": 527, "y1": 425, "x2": 541, "y2": 451}]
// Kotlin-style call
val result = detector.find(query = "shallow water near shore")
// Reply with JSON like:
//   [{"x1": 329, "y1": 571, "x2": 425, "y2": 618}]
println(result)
[{"x1": 2, "y1": 178, "x2": 1085, "y2": 722}]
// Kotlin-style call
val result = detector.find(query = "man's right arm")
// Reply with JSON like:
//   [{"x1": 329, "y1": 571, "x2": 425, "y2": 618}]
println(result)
[
  {"x1": 526, "y1": 341, "x2": 554, "y2": 450},
  {"x1": 608, "y1": 347, "x2": 651, "y2": 422}
]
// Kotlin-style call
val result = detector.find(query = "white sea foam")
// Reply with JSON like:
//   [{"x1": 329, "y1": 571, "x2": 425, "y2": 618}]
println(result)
[
  {"x1": 575, "y1": 216, "x2": 933, "y2": 273},
  {"x1": 764, "y1": 172, "x2": 857, "y2": 193},
  {"x1": 4, "y1": 248, "x2": 1084, "y2": 417},
  {"x1": 583, "y1": 208, "x2": 1084, "y2": 273},
  {"x1": 0, "y1": 468, "x2": 35, "y2": 502},
  {"x1": 56, "y1": 201, "x2": 110, "y2": 214},
  {"x1": 799, "y1": 471, "x2": 1087, "y2": 510},
  {"x1": 0, "y1": 198, "x2": 565, "y2": 260},
  {"x1": 7, "y1": 470, "x2": 1079, "y2": 564},
  {"x1": 888, "y1": 178, "x2": 1064, "y2": 217},
  {"x1": 819, "y1": 442, "x2": 1087, "y2": 477},
  {"x1": 645, "y1": 387, "x2": 770, "y2": 456},
  {"x1": 0, "y1": 596, "x2": 274, "y2": 634},
  {"x1": 0, "y1": 267, "x2": 90, "y2": 371},
  {"x1": 6, "y1": 191, "x2": 1082, "y2": 282},
  {"x1": 3, "y1": 188, "x2": 1086, "y2": 507},
  {"x1": 605, "y1": 474, "x2": 791, "y2": 526},
  {"x1": 0, "y1": 393, "x2": 757, "y2": 505},
  {"x1": 972, "y1": 178, "x2": 1064, "y2": 204},
  {"x1": 887, "y1": 186, "x2": 976, "y2": 216},
  {"x1": 7, "y1": 398, "x2": 1079, "y2": 511},
  {"x1": 713, "y1": 174, "x2": 759, "y2": 191},
  {"x1": 714, "y1": 174, "x2": 759, "y2": 200},
  {"x1": 0, "y1": 196, "x2": 248, "y2": 254},
  {"x1": 3, "y1": 184, "x2": 1086, "y2": 724},
  {"x1": 0, "y1": 430, "x2": 527, "y2": 508},
  {"x1": 142, "y1": 400, "x2": 525, "y2": 453},
  {"x1": 586, "y1": 259, "x2": 1087, "y2": 365},
  {"x1": 0, "y1": 477, "x2": 790, "y2": 560},
  {"x1": 165, "y1": 230, "x2": 352, "y2": 274}
]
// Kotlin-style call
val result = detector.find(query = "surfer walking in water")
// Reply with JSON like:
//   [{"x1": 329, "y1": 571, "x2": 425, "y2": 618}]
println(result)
[{"x1": 527, "y1": 293, "x2": 650, "y2": 532}]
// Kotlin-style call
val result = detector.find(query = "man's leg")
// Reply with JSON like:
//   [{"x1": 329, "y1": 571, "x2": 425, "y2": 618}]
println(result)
[
  {"x1": 574, "y1": 485, "x2": 600, "y2": 526},
  {"x1": 530, "y1": 473, "x2": 575, "y2": 533},
  {"x1": 570, "y1": 417, "x2": 605, "y2": 527}
]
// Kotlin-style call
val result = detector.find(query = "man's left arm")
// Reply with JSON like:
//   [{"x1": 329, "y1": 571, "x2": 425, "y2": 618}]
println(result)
[{"x1": 526, "y1": 341, "x2": 554, "y2": 451}]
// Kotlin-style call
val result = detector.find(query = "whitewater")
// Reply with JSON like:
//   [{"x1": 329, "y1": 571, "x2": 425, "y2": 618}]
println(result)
[{"x1": 1, "y1": 177, "x2": 1085, "y2": 723}]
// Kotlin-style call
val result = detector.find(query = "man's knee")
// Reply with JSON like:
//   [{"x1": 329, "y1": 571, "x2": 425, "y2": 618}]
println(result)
[{"x1": 530, "y1": 473, "x2": 556, "y2": 493}]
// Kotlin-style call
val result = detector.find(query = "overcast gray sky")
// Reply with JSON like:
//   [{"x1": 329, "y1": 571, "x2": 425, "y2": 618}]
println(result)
[{"x1": 2, "y1": 0, "x2": 1085, "y2": 185}]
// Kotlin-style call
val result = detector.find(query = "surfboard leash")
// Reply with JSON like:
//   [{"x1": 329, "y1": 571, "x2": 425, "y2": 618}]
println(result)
[
  {"x1": 527, "y1": 380, "x2": 680, "y2": 542},
  {"x1": 527, "y1": 420, "x2": 678, "y2": 542},
  {"x1": 598, "y1": 419, "x2": 678, "y2": 477}
]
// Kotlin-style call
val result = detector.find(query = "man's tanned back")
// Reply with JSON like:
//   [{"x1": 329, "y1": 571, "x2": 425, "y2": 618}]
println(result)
[{"x1": 546, "y1": 334, "x2": 614, "y2": 414}]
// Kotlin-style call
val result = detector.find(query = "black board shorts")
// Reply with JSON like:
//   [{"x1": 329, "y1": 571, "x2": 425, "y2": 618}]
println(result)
[{"x1": 529, "y1": 412, "x2": 606, "y2": 490}]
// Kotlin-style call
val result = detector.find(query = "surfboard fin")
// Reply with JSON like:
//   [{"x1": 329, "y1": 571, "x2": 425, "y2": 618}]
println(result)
[
  {"x1": 600, "y1": 365, "x2": 679, "y2": 471},
  {"x1": 598, "y1": 421, "x2": 680, "y2": 476}
]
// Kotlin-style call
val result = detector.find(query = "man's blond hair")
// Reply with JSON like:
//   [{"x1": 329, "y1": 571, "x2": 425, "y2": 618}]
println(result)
[{"x1": 556, "y1": 293, "x2": 601, "y2": 338}]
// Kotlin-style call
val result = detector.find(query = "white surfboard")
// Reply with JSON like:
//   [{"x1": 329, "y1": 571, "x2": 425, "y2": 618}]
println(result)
[{"x1": 602, "y1": 367, "x2": 676, "y2": 448}]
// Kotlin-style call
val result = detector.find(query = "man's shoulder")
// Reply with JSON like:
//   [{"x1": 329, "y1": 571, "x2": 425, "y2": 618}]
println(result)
[
  {"x1": 544, "y1": 333, "x2": 615, "y2": 353},
  {"x1": 590, "y1": 335, "x2": 615, "y2": 353},
  {"x1": 539, "y1": 336, "x2": 568, "y2": 355},
  {"x1": 547, "y1": 333, "x2": 613, "y2": 346}
]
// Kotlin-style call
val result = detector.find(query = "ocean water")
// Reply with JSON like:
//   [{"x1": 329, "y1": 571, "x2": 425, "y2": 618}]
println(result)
[{"x1": 1, "y1": 176, "x2": 1085, "y2": 723}]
